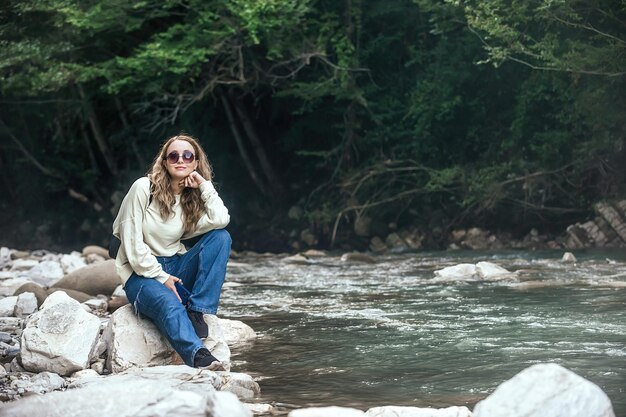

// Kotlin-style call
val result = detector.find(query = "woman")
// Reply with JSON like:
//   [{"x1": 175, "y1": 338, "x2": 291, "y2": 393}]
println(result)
[{"x1": 112, "y1": 134, "x2": 231, "y2": 370}]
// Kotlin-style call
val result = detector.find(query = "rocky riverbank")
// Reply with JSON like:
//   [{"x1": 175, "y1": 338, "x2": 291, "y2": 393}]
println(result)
[{"x1": 0, "y1": 246, "x2": 618, "y2": 417}]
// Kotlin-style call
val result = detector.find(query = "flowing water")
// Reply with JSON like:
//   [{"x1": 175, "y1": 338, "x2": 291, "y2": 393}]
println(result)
[{"x1": 219, "y1": 250, "x2": 626, "y2": 415}]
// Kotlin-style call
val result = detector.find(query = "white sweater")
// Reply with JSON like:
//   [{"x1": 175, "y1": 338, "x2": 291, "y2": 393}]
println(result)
[{"x1": 112, "y1": 177, "x2": 230, "y2": 285}]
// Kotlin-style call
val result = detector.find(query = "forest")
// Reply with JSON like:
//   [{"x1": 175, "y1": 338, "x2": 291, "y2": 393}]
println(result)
[{"x1": 1, "y1": 0, "x2": 624, "y2": 252}]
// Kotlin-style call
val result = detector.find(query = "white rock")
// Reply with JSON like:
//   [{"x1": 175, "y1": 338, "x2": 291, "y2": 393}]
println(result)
[
  {"x1": 20, "y1": 291, "x2": 101, "y2": 376},
  {"x1": 29, "y1": 371, "x2": 66, "y2": 394},
  {"x1": 60, "y1": 252, "x2": 87, "y2": 274},
  {"x1": 206, "y1": 391, "x2": 253, "y2": 417},
  {"x1": 219, "y1": 318, "x2": 257, "y2": 345},
  {"x1": 71, "y1": 368, "x2": 101, "y2": 379},
  {"x1": 220, "y1": 372, "x2": 261, "y2": 400},
  {"x1": 112, "y1": 285, "x2": 126, "y2": 297},
  {"x1": 84, "y1": 298, "x2": 108, "y2": 313},
  {"x1": 1, "y1": 377, "x2": 207, "y2": 417},
  {"x1": 15, "y1": 292, "x2": 38, "y2": 318},
  {"x1": 562, "y1": 252, "x2": 577, "y2": 263},
  {"x1": 20, "y1": 260, "x2": 64, "y2": 286},
  {"x1": 0, "y1": 271, "x2": 15, "y2": 280},
  {"x1": 473, "y1": 363, "x2": 615, "y2": 417},
  {"x1": 0, "y1": 296, "x2": 17, "y2": 316},
  {"x1": 0, "y1": 247, "x2": 11, "y2": 269},
  {"x1": 245, "y1": 403, "x2": 274, "y2": 414},
  {"x1": 203, "y1": 314, "x2": 232, "y2": 371},
  {"x1": 289, "y1": 406, "x2": 366, "y2": 417},
  {"x1": 103, "y1": 304, "x2": 174, "y2": 373},
  {"x1": 365, "y1": 406, "x2": 472, "y2": 417},
  {"x1": 0, "y1": 277, "x2": 30, "y2": 297},
  {"x1": 475, "y1": 262, "x2": 513, "y2": 280},
  {"x1": 10, "y1": 259, "x2": 39, "y2": 271},
  {"x1": 433, "y1": 264, "x2": 477, "y2": 280}
]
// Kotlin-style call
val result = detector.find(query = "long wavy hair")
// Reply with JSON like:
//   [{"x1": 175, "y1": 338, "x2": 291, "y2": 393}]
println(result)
[{"x1": 148, "y1": 134, "x2": 214, "y2": 234}]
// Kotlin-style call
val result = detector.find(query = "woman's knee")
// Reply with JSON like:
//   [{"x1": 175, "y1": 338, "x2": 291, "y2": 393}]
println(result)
[{"x1": 203, "y1": 229, "x2": 231, "y2": 251}]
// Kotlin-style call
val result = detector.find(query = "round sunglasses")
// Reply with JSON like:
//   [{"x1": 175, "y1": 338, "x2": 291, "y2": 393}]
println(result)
[{"x1": 164, "y1": 150, "x2": 195, "y2": 164}]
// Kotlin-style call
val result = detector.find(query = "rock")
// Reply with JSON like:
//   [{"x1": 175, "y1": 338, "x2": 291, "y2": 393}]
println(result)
[
  {"x1": 340, "y1": 252, "x2": 376, "y2": 264},
  {"x1": 112, "y1": 285, "x2": 126, "y2": 297},
  {"x1": 103, "y1": 304, "x2": 173, "y2": 373},
  {"x1": 85, "y1": 253, "x2": 107, "y2": 264},
  {"x1": 1, "y1": 377, "x2": 207, "y2": 417},
  {"x1": 203, "y1": 314, "x2": 231, "y2": 371},
  {"x1": 219, "y1": 318, "x2": 257, "y2": 345},
  {"x1": 20, "y1": 260, "x2": 64, "y2": 286},
  {"x1": 0, "y1": 332, "x2": 12, "y2": 343},
  {"x1": 83, "y1": 298, "x2": 108, "y2": 314},
  {"x1": 14, "y1": 282, "x2": 48, "y2": 306},
  {"x1": 245, "y1": 403, "x2": 275, "y2": 415},
  {"x1": 206, "y1": 391, "x2": 253, "y2": 417},
  {"x1": 0, "y1": 317, "x2": 23, "y2": 335},
  {"x1": 562, "y1": 252, "x2": 577, "y2": 263},
  {"x1": 354, "y1": 216, "x2": 372, "y2": 237},
  {"x1": 28, "y1": 371, "x2": 66, "y2": 394},
  {"x1": 47, "y1": 287, "x2": 94, "y2": 303},
  {"x1": 14, "y1": 292, "x2": 38, "y2": 318},
  {"x1": 10, "y1": 259, "x2": 39, "y2": 272},
  {"x1": 71, "y1": 368, "x2": 101, "y2": 379},
  {"x1": 433, "y1": 264, "x2": 477, "y2": 280},
  {"x1": 473, "y1": 363, "x2": 615, "y2": 417},
  {"x1": 60, "y1": 252, "x2": 87, "y2": 274},
  {"x1": 0, "y1": 277, "x2": 30, "y2": 297},
  {"x1": 475, "y1": 262, "x2": 513, "y2": 280},
  {"x1": 289, "y1": 406, "x2": 365, "y2": 417},
  {"x1": 0, "y1": 341, "x2": 20, "y2": 362},
  {"x1": 220, "y1": 372, "x2": 261, "y2": 400},
  {"x1": 51, "y1": 259, "x2": 119, "y2": 296},
  {"x1": 20, "y1": 291, "x2": 101, "y2": 376},
  {"x1": 82, "y1": 245, "x2": 110, "y2": 259},
  {"x1": 0, "y1": 247, "x2": 11, "y2": 269},
  {"x1": 283, "y1": 254, "x2": 312, "y2": 265},
  {"x1": 301, "y1": 249, "x2": 328, "y2": 258},
  {"x1": 365, "y1": 406, "x2": 472, "y2": 417},
  {"x1": 107, "y1": 295, "x2": 129, "y2": 312},
  {"x1": 0, "y1": 296, "x2": 17, "y2": 316}
]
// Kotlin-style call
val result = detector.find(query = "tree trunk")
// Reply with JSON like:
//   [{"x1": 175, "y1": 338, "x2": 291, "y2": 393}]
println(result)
[
  {"x1": 77, "y1": 84, "x2": 118, "y2": 176},
  {"x1": 219, "y1": 91, "x2": 269, "y2": 197},
  {"x1": 228, "y1": 91, "x2": 285, "y2": 198}
]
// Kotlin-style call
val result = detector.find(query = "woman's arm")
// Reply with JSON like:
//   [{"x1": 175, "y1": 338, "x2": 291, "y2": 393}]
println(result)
[{"x1": 183, "y1": 180, "x2": 230, "y2": 239}]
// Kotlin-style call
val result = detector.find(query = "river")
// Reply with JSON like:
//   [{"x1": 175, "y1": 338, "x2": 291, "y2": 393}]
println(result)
[{"x1": 219, "y1": 250, "x2": 626, "y2": 415}]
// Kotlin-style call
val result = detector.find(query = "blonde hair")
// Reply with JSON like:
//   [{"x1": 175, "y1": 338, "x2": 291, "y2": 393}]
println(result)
[{"x1": 148, "y1": 134, "x2": 214, "y2": 234}]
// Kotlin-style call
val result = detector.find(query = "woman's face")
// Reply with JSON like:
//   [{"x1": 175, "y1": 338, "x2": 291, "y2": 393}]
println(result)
[{"x1": 164, "y1": 139, "x2": 199, "y2": 181}]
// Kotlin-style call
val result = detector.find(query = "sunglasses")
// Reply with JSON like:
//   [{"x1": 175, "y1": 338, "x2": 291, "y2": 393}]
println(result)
[{"x1": 164, "y1": 150, "x2": 195, "y2": 164}]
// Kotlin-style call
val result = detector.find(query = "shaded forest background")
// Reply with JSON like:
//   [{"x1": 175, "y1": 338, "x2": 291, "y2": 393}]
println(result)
[{"x1": 0, "y1": 0, "x2": 624, "y2": 253}]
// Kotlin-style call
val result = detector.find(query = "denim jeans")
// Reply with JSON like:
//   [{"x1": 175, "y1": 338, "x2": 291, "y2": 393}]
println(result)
[{"x1": 124, "y1": 229, "x2": 231, "y2": 366}]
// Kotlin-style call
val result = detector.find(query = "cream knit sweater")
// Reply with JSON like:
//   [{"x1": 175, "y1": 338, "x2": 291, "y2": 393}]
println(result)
[{"x1": 112, "y1": 177, "x2": 230, "y2": 285}]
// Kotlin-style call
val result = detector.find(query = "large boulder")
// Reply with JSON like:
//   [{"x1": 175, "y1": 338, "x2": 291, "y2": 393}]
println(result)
[
  {"x1": 365, "y1": 406, "x2": 472, "y2": 417},
  {"x1": 103, "y1": 304, "x2": 174, "y2": 373},
  {"x1": 219, "y1": 318, "x2": 257, "y2": 346},
  {"x1": 20, "y1": 291, "x2": 101, "y2": 376},
  {"x1": 290, "y1": 407, "x2": 365, "y2": 417},
  {"x1": 51, "y1": 259, "x2": 119, "y2": 296},
  {"x1": 473, "y1": 363, "x2": 615, "y2": 417}
]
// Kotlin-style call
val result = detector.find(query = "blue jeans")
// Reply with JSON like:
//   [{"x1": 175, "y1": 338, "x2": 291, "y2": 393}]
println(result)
[{"x1": 124, "y1": 229, "x2": 231, "y2": 366}]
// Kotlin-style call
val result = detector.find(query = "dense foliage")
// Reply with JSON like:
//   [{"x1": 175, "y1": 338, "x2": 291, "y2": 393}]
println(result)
[{"x1": 1, "y1": 0, "x2": 624, "y2": 251}]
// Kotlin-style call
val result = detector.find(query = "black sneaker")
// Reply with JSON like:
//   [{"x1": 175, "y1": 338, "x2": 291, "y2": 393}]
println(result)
[
  {"x1": 187, "y1": 310, "x2": 209, "y2": 338},
  {"x1": 193, "y1": 348, "x2": 225, "y2": 371}
]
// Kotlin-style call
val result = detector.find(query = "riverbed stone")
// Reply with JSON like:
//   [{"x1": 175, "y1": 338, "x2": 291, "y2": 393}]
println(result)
[
  {"x1": 473, "y1": 363, "x2": 615, "y2": 417},
  {"x1": 0, "y1": 377, "x2": 207, "y2": 417},
  {"x1": 290, "y1": 406, "x2": 365, "y2": 417},
  {"x1": 206, "y1": 391, "x2": 253, "y2": 417},
  {"x1": 0, "y1": 296, "x2": 17, "y2": 316},
  {"x1": 203, "y1": 314, "x2": 232, "y2": 371},
  {"x1": 0, "y1": 317, "x2": 23, "y2": 335},
  {"x1": 433, "y1": 264, "x2": 477, "y2": 280},
  {"x1": 475, "y1": 262, "x2": 513, "y2": 280},
  {"x1": 365, "y1": 406, "x2": 472, "y2": 417},
  {"x1": 51, "y1": 259, "x2": 119, "y2": 296},
  {"x1": 14, "y1": 292, "x2": 38, "y2": 318},
  {"x1": 82, "y1": 245, "x2": 110, "y2": 259},
  {"x1": 103, "y1": 304, "x2": 174, "y2": 373},
  {"x1": 219, "y1": 318, "x2": 257, "y2": 345},
  {"x1": 561, "y1": 252, "x2": 577, "y2": 263},
  {"x1": 20, "y1": 291, "x2": 101, "y2": 376},
  {"x1": 20, "y1": 260, "x2": 64, "y2": 286},
  {"x1": 60, "y1": 252, "x2": 87, "y2": 274}
]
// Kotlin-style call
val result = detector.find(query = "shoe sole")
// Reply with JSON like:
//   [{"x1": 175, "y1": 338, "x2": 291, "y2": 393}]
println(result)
[{"x1": 199, "y1": 361, "x2": 226, "y2": 372}]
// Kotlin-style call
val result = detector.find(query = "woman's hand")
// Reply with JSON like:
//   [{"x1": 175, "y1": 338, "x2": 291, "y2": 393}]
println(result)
[
  {"x1": 179, "y1": 171, "x2": 206, "y2": 189},
  {"x1": 164, "y1": 275, "x2": 182, "y2": 303}
]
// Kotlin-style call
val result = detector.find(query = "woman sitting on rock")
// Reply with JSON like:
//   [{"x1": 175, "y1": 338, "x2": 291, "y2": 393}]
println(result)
[{"x1": 112, "y1": 134, "x2": 231, "y2": 370}]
